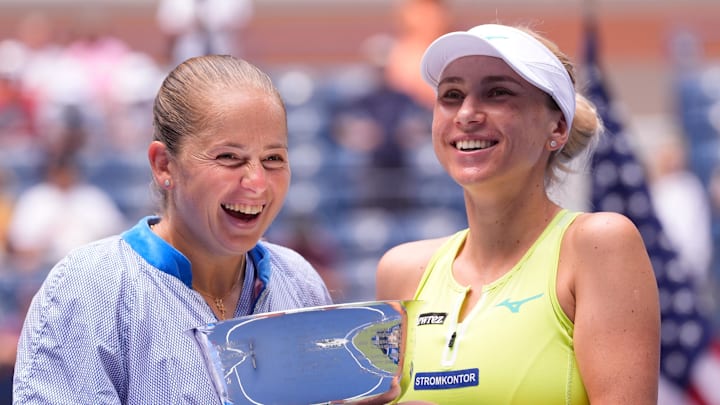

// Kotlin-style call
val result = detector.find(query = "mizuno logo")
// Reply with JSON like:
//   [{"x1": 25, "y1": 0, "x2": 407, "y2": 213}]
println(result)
[
  {"x1": 417, "y1": 312, "x2": 447, "y2": 326},
  {"x1": 495, "y1": 293, "x2": 543, "y2": 313}
]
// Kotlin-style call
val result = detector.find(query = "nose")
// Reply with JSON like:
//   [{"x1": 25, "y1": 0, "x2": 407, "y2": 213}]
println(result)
[
  {"x1": 455, "y1": 96, "x2": 486, "y2": 128},
  {"x1": 240, "y1": 161, "x2": 268, "y2": 193}
]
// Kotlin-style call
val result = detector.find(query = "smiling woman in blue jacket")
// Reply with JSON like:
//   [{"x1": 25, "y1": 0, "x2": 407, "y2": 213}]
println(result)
[{"x1": 13, "y1": 54, "x2": 332, "y2": 404}]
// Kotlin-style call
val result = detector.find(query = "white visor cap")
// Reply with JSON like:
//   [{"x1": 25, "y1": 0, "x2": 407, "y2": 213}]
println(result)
[{"x1": 421, "y1": 24, "x2": 576, "y2": 128}]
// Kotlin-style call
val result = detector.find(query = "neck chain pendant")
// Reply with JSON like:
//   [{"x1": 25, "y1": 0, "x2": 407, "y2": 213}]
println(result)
[{"x1": 214, "y1": 298, "x2": 226, "y2": 320}]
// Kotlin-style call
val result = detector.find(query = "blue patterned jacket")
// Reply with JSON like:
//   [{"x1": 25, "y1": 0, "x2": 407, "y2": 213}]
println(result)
[{"x1": 13, "y1": 216, "x2": 332, "y2": 404}]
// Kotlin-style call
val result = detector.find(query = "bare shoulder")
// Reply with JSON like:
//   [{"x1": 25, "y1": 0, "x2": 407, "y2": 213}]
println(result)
[
  {"x1": 375, "y1": 237, "x2": 449, "y2": 301},
  {"x1": 566, "y1": 211, "x2": 645, "y2": 254},
  {"x1": 563, "y1": 210, "x2": 656, "y2": 300}
]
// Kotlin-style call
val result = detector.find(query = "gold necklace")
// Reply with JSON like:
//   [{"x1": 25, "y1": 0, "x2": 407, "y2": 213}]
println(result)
[
  {"x1": 194, "y1": 256, "x2": 246, "y2": 320},
  {"x1": 195, "y1": 276, "x2": 241, "y2": 320}
]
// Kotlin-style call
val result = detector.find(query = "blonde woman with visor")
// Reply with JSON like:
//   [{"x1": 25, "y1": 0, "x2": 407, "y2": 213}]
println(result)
[{"x1": 376, "y1": 23, "x2": 660, "y2": 404}]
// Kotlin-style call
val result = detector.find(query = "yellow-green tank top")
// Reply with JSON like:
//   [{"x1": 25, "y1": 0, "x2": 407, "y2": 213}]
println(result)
[{"x1": 396, "y1": 209, "x2": 589, "y2": 404}]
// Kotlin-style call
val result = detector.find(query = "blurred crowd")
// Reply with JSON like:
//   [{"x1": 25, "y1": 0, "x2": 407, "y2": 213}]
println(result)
[{"x1": 0, "y1": 0, "x2": 719, "y2": 403}]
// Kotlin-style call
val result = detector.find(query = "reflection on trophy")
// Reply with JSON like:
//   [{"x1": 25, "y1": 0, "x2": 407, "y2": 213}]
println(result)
[{"x1": 190, "y1": 300, "x2": 417, "y2": 404}]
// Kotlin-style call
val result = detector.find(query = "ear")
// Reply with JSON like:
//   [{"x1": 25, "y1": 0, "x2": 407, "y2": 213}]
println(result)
[
  {"x1": 547, "y1": 114, "x2": 569, "y2": 151},
  {"x1": 148, "y1": 141, "x2": 172, "y2": 186}
]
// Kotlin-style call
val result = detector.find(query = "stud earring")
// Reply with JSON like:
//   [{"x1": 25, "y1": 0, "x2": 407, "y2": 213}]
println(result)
[
  {"x1": 164, "y1": 179, "x2": 171, "y2": 187},
  {"x1": 549, "y1": 140, "x2": 558, "y2": 148}
]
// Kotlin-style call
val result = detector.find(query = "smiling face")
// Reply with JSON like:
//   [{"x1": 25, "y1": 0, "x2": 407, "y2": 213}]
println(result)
[
  {"x1": 431, "y1": 55, "x2": 565, "y2": 190},
  {"x1": 163, "y1": 88, "x2": 290, "y2": 258}
]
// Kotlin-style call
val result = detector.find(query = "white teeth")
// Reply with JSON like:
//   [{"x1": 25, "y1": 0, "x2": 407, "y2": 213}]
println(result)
[
  {"x1": 455, "y1": 140, "x2": 494, "y2": 151},
  {"x1": 223, "y1": 203, "x2": 263, "y2": 214}
]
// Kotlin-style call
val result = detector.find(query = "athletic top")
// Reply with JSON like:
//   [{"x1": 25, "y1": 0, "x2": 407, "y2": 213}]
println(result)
[
  {"x1": 13, "y1": 216, "x2": 332, "y2": 404},
  {"x1": 395, "y1": 209, "x2": 589, "y2": 404}
]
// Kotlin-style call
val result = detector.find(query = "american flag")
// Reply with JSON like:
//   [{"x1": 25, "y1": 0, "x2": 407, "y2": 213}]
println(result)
[{"x1": 583, "y1": 17, "x2": 720, "y2": 405}]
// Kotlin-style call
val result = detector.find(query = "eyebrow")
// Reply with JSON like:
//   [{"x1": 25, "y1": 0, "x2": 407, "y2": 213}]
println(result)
[
  {"x1": 267, "y1": 142, "x2": 289, "y2": 150},
  {"x1": 438, "y1": 74, "x2": 524, "y2": 88},
  {"x1": 437, "y1": 76, "x2": 463, "y2": 87},
  {"x1": 222, "y1": 141, "x2": 288, "y2": 150}
]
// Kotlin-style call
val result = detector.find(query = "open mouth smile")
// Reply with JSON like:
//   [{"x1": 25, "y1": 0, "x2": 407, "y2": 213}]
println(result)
[
  {"x1": 222, "y1": 203, "x2": 264, "y2": 221},
  {"x1": 453, "y1": 139, "x2": 498, "y2": 151}
]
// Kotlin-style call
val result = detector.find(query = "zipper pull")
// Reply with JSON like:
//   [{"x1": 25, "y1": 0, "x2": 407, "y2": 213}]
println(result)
[{"x1": 448, "y1": 331, "x2": 457, "y2": 348}]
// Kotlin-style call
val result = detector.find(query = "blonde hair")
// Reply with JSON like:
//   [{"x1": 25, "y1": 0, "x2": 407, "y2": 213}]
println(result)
[{"x1": 520, "y1": 26, "x2": 604, "y2": 187}]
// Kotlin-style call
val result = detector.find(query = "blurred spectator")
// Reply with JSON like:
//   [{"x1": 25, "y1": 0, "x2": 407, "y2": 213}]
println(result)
[
  {"x1": 0, "y1": 329, "x2": 16, "y2": 405},
  {"x1": 269, "y1": 215, "x2": 346, "y2": 302},
  {"x1": 64, "y1": 29, "x2": 131, "y2": 109},
  {"x1": 156, "y1": 0, "x2": 254, "y2": 65},
  {"x1": 0, "y1": 73, "x2": 36, "y2": 148},
  {"x1": 0, "y1": 12, "x2": 63, "y2": 154},
  {"x1": 329, "y1": 34, "x2": 432, "y2": 211},
  {"x1": 0, "y1": 168, "x2": 15, "y2": 265},
  {"x1": 62, "y1": 29, "x2": 163, "y2": 155},
  {"x1": 104, "y1": 52, "x2": 165, "y2": 155},
  {"x1": 6, "y1": 137, "x2": 127, "y2": 273},
  {"x1": 709, "y1": 167, "x2": 720, "y2": 257},
  {"x1": 1, "y1": 13, "x2": 162, "y2": 159},
  {"x1": 645, "y1": 132, "x2": 713, "y2": 285},
  {"x1": 383, "y1": 0, "x2": 452, "y2": 109}
]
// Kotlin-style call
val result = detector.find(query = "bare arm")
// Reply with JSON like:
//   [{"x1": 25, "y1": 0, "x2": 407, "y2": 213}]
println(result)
[{"x1": 567, "y1": 212, "x2": 660, "y2": 405}]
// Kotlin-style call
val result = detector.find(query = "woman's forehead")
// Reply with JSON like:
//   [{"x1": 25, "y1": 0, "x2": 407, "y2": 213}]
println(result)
[{"x1": 441, "y1": 55, "x2": 518, "y2": 79}]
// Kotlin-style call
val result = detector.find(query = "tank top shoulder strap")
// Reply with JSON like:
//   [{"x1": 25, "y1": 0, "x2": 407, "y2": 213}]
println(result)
[{"x1": 412, "y1": 229, "x2": 469, "y2": 300}]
